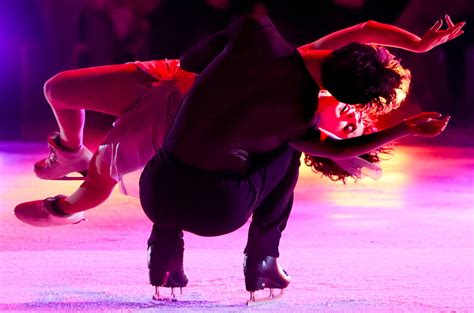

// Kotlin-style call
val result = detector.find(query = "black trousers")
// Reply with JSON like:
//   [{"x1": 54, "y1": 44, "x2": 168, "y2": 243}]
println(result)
[{"x1": 140, "y1": 146, "x2": 301, "y2": 259}]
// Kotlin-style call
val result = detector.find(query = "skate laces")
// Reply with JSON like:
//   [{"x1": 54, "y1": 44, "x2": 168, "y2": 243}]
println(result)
[{"x1": 43, "y1": 146, "x2": 58, "y2": 168}]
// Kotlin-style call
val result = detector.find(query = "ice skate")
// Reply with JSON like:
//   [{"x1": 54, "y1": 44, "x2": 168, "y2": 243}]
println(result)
[
  {"x1": 150, "y1": 268, "x2": 188, "y2": 302},
  {"x1": 243, "y1": 255, "x2": 290, "y2": 305},
  {"x1": 14, "y1": 195, "x2": 86, "y2": 227},
  {"x1": 148, "y1": 234, "x2": 188, "y2": 302},
  {"x1": 34, "y1": 132, "x2": 92, "y2": 180},
  {"x1": 152, "y1": 284, "x2": 184, "y2": 302}
]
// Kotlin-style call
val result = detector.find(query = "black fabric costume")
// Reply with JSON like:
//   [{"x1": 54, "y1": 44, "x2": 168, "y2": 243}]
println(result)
[{"x1": 140, "y1": 14, "x2": 319, "y2": 260}]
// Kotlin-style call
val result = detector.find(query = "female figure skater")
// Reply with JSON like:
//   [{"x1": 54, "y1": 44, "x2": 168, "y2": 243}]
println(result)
[{"x1": 15, "y1": 14, "x2": 462, "y2": 301}]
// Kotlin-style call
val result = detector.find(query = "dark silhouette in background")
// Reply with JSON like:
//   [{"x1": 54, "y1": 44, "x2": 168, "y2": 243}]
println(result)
[
  {"x1": 0, "y1": 0, "x2": 43, "y2": 138},
  {"x1": 149, "y1": 0, "x2": 234, "y2": 59},
  {"x1": 1, "y1": 0, "x2": 472, "y2": 142}
]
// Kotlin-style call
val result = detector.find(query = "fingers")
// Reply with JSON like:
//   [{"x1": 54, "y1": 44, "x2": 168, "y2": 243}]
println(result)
[
  {"x1": 428, "y1": 115, "x2": 450, "y2": 132},
  {"x1": 431, "y1": 116, "x2": 450, "y2": 135},
  {"x1": 429, "y1": 19, "x2": 443, "y2": 32},
  {"x1": 444, "y1": 15, "x2": 466, "y2": 38},
  {"x1": 441, "y1": 115, "x2": 451, "y2": 131},
  {"x1": 431, "y1": 115, "x2": 450, "y2": 125},
  {"x1": 418, "y1": 112, "x2": 443, "y2": 119},
  {"x1": 450, "y1": 22, "x2": 466, "y2": 35},
  {"x1": 450, "y1": 31, "x2": 464, "y2": 40},
  {"x1": 408, "y1": 112, "x2": 443, "y2": 122},
  {"x1": 434, "y1": 15, "x2": 466, "y2": 41},
  {"x1": 408, "y1": 113, "x2": 450, "y2": 137},
  {"x1": 445, "y1": 14, "x2": 454, "y2": 28},
  {"x1": 444, "y1": 14, "x2": 466, "y2": 30},
  {"x1": 409, "y1": 112, "x2": 444, "y2": 126},
  {"x1": 420, "y1": 116, "x2": 450, "y2": 136},
  {"x1": 453, "y1": 24, "x2": 464, "y2": 33},
  {"x1": 441, "y1": 115, "x2": 451, "y2": 127}
]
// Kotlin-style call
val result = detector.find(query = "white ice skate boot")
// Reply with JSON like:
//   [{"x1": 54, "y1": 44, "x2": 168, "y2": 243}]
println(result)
[
  {"x1": 14, "y1": 195, "x2": 86, "y2": 227},
  {"x1": 34, "y1": 132, "x2": 92, "y2": 179}
]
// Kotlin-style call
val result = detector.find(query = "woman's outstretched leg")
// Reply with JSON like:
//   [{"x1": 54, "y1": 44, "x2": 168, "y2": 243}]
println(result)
[{"x1": 35, "y1": 63, "x2": 154, "y2": 179}]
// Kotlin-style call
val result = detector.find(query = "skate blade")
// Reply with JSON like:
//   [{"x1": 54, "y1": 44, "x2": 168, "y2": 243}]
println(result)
[
  {"x1": 72, "y1": 218, "x2": 87, "y2": 225},
  {"x1": 47, "y1": 170, "x2": 88, "y2": 181},
  {"x1": 55, "y1": 175, "x2": 86, "y2": 181},
  {"x1": 152, "y1": 286, "x2": 182, "y2": 302},
  {"x1": 246, "y1": 288, "x2": 285, "y2": 306},
  {"x1": 152, "y1": 295, "x2": 178, "y2": 302}
]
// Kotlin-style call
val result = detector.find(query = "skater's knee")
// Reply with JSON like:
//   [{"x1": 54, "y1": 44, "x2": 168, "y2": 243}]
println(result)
[
  {"x1": 43, "y1": 70, "x2": 79, "y2": 106},
  {"x1": 43, "y1": 72, "x2": 68, "y2": 105}
]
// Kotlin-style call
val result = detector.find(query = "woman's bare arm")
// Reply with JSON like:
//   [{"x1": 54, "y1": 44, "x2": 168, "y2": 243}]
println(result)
[
  {"x1": 290, "y1": 112, "x2": 450, "y2": 158},
  {"x1": 290, "y1": 122, "x2": 409, "y2": 158},
  {"x1": 299, "y1": 15, "x2": 465, "y2": 53}
]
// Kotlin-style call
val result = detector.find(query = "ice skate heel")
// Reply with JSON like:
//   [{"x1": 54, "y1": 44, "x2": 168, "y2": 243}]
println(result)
[
  {"x1": 148, "y1": 242, "x2": 188, "y2": 301},
  {"x1": 244, "y1": 255, "x2": 290, "y2": 305},
  {"x1": 34, "y1": 132, "x2": 92, "y2": 180}
]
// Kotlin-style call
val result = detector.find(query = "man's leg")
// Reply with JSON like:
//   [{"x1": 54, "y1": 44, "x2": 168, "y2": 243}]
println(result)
[
  {"x1": 147, "y1": 225, "x2": 188, "y2": 292},
  {"x1": 243, "y1": 148, "x2": 301, "y2": 292},
  {"x1": 139, "y1": 151, "x2": 189, "y2": 299}
]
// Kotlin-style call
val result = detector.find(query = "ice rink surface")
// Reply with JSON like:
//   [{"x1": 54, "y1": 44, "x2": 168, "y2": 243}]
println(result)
[{"x1": 0, "y1": 142, "x2": 473, "y2": 312}]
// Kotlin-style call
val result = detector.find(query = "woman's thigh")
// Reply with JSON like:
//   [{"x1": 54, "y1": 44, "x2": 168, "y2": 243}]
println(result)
[{"x1": 45, "y1": 63, "x2": 155, "y2": 116}]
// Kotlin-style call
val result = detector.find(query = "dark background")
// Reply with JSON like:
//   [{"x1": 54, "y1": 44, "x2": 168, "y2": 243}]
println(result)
[{"x1": 0, "y1": 0, "x2": 472, "y2": 143}]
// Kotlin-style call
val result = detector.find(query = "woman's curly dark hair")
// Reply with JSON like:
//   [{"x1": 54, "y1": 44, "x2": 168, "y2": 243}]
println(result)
[
  {"x1": 304, "y1": 146, "x2": 392, "y2": 183},
  {"x1": 321, "y1": 42, "x2": 411, "y2": 115},
  {"x1": 304, "y1": 113, "x2": 393, "y2": 183}
]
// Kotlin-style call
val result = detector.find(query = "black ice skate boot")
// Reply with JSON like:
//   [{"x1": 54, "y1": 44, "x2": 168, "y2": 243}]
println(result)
[
  {"x1": 243, "y1": 255, "x2": 290, "y2": 304},
  {"x1": 148, "y1": 228, "x2": 188, "y2": 301}
]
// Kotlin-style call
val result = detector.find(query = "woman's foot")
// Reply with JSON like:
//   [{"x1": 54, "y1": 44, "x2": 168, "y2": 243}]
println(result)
[
  {"x1": 34, "y1": 132, "x2": 92, "y2": 179},
  {"x1": 14, "y1": 195, "x2": 86, "y2": 227}
]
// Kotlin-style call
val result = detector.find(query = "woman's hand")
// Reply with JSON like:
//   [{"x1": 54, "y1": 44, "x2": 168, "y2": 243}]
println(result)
[
  {"x1": 416, "y1": 15, "x2": 465, "y2": 52},
  {"x1": 404, "y1": 112, "x2": 450, "y2": 137}
]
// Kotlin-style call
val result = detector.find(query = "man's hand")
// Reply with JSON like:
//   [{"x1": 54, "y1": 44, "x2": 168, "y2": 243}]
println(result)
[
  {"x1": 417, "y1": 14, "x2": 465, "y2": 52},
  {"x1": 404, "y1": 112, "x2": 450, "y2": 137}
]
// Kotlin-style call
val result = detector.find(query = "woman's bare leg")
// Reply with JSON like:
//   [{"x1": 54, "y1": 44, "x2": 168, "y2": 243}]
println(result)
[
  {"x1": 44, "y1": 63, "x2": 154, "y2": 149},
  {"x1": 15, "y1": 63, "x2": 161, "y2": 223},
  {"x1": 59, "y1": 150, "x2": 118, "y2": 214},
  {"x1": 39, "y1": 63, "x2": 155, "y2": 213}
]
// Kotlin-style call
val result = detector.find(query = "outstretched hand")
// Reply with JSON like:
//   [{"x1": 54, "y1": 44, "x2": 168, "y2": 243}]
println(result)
[
  {"x1": 417, "y1": 14, "x2": 465, "y2": 52},
  {"x1": 404, "y1": 112, "x2": 450, "y2": 137}
]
